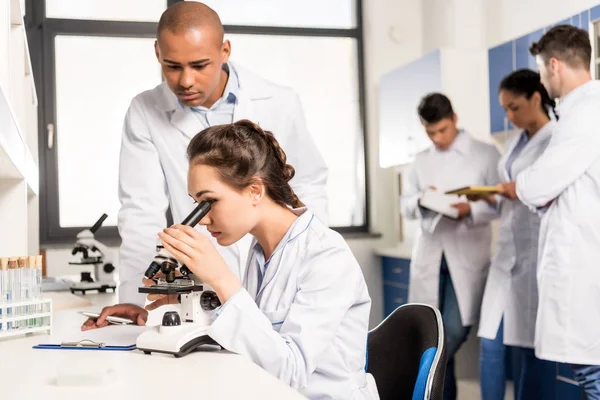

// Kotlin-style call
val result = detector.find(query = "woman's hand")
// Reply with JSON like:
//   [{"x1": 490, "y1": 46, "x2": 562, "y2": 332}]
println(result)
[
  {"x1": 158, "y1": 225, "x2": 242, "y2": 303},
  {"x1": 497, "y1": 182, "x2": 518, "y2": 200}
]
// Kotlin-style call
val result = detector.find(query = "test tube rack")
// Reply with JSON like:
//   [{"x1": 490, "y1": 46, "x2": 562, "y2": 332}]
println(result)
[{"x1": 0, "y1": 298, "x2": 52, "y2": 339}]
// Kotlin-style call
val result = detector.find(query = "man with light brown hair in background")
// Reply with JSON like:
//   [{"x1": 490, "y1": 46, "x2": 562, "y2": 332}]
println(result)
[{"x1": 500, "y1": 24, "x2": 600, "y2": 398}]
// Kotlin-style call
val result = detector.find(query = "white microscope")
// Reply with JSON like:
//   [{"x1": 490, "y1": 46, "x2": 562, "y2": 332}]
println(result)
[
  {"x1": 69, "y1": 214, "x2": 117, "y2": 294},
  {"x1": 136, "y1": 200, "x2": 222, "y2": 358}
]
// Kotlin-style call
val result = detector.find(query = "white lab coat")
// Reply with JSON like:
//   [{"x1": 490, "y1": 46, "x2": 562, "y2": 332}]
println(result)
[
  {"x1": 516, "y1": 80, "x2": 600, "y2": 364},
  {"x1": 208, "y1": 209, "x2": 378, "y2": 400},
  {"x1": 478, "y1": 121, "x2": 554, "y2": 348},
  {"x1": 401, "y1": 131, "x2": 501, "y2": 326},
  {"x1": 117, "y1": 63, "x2": 328, "y2": 305}
]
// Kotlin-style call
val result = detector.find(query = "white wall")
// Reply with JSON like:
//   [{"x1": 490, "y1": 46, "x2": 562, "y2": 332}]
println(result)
[{"x1": 487, "y1": 0, "x2": 600, "y2": 47}]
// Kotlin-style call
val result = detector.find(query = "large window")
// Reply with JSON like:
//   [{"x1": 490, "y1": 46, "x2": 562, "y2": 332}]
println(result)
[{"x1": 28, "y1": 0, "x2": 368, "y2": 245}]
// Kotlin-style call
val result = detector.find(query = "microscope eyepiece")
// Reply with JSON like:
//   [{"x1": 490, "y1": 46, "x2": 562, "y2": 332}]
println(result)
[{"x1": 181, "y1": 200, "x2": 214, "y2": 227}]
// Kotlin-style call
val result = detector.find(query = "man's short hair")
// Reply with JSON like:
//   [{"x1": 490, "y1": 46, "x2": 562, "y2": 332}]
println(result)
[
  {"x1": 529, "y1": 24, "x2": 591, "y2": 70},
  {"x1": 417, "y1": 93, "x2": 455, "y2": 124}
]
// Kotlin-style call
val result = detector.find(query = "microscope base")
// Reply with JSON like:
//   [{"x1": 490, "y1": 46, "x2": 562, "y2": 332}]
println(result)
[{"x1": 136, "y1": 323, "x2": 219, "y2": 358}]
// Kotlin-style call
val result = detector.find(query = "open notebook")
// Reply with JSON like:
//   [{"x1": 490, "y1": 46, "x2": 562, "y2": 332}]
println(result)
[{"x1": 33, "y1": 324, "x2": 147, "y2": 351}]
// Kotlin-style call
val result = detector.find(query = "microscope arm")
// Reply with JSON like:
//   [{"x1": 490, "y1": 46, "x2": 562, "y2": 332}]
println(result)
[{"x1": 89, "y1": 239, "x2": 113, "y2": 264}]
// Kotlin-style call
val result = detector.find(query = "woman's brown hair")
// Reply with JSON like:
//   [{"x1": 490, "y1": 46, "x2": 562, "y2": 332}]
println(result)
[{"x1": 187, "y1": 119, "x2": 304, "y2": 208}]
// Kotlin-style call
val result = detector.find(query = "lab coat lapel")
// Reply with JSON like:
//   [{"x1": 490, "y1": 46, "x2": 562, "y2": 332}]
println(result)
[
  {"x1": 255, "y1": 211, "x2": 313, "y2": 302},
  {"x1": 170, "y1": 106, "x2": 204, "y2": 140},
  {"x1": 500, "y1": 133, "x2": 522, "y2": 181},
  {"x1": 512, "y1": 122, "x2": 553, "y2": 177},
  {"x1": 244, "y1": 247, "x2": 261, "y2": 300},
  {"x1": 233, "y1": 88, "x2": 257, "y2": 123}
]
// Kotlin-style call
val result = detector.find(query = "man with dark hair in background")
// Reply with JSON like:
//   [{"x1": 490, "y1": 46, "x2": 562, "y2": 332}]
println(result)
[
  {"x1": 500, "y1": 24, "x2": 600, "y2": 398},
  {"x1": 401, "y1": 93, "x2": 500, "y2": 400}
]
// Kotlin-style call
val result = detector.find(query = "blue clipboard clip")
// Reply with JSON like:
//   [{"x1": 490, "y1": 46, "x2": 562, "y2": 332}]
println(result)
[{"x1": 60, "y1": 339, "x2": 105, "y2": 348}]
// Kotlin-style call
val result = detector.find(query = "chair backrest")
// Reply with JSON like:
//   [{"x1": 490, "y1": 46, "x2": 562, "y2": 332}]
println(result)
[{"x1": 366, "y1": 303, "x2": 447, "y2": 400}]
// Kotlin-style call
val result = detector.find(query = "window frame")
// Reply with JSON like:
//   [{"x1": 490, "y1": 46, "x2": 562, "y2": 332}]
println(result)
[{"x1": 28, "y1": 0, "x2": 369, "y2": 246}]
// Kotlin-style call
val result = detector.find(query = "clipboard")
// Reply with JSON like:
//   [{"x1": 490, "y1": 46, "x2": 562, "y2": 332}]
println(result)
[
  {"x1": 445, "y1": 186, "x2": 501, "y2": 196},
  {"x1": 33, "y1": 339, "x2": 136, "y2": 351},
  {"x1": 33, "y1": 324, "x2": 145, "y2": 351}
]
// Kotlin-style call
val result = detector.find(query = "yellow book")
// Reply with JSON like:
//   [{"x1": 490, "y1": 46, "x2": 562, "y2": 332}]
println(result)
[{"x1": 444, "y1": 186, "x2": 501, "y2": 196}]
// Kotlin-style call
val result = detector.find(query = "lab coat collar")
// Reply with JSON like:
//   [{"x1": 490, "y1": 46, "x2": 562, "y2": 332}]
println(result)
[
  {"x1": 430, "y1": 129, "x2": 470, "y2": 155},
  {"x1": 156, "y1": 61, "x2": 274, "y2": 112},
  {"x1": 246, "y1": 207, "x2": 313, "y2": 300},
  {"x1": 525, "y1": 120, "x2": 554, "y2": 148},
  {"x1": 557, "y1": 80, "x2": 600, "y2": 116},
  {"x1": 500, "y1": 120, "x2": 555, "y2": 181},
  {"x1": 164, "y1": 62, "x2": 272, "y2": 139},
  {"x1": 251, "y1": 207, "x2": 312, "y2": 261}
]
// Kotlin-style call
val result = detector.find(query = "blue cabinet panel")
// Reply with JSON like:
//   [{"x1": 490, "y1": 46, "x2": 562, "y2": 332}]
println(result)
[
  {"x1": 383, "y1": 283, "x2": 409, "y2": 317},
  {"x1": 381, "y1": 256, "x2": 410, "y2": 285},
  {"x1": 489, "y1": 42, "x2": 514, "y2": 133},
  {"x1": 591, "y1": 5, "x2": 600, "y2": 22},
  {"x1": 515, "y1": 30, "x2": 543, "y2": 71},
  {"x1": 580, "y1": 10, "x2": 590, "y2": 31}
]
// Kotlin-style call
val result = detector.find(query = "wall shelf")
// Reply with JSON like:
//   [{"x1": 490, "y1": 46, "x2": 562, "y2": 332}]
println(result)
[{"x1": 0, "y1": 0, "x2": 39, "y2": 257}]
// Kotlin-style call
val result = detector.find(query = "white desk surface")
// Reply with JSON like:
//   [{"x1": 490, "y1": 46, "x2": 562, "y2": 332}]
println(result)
[{"x1": 0, "y1": 292, "x2": 306, "y2": 400}]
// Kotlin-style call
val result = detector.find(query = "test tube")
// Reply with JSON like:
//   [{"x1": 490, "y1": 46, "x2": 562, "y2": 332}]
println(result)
[
  {"x1": 0, "y1": 258, "x2": 7, "y2": 331},
  {"x1": 36, "y1": 255, "x2": 44, "y2": 327},
  {"x1": 26, "y1": 256, "x2": 35, "y2": 327},
  {"x1": 8, "y1": 257, "x2": 18, "y2": 329},
  {"x1": 17, "y1": 257, "x2": 28, "y2": 329}
]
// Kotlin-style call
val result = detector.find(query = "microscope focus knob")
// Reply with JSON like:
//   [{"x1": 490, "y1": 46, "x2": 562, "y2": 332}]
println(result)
[
  {"x1": 162, "y1": 311, "x2": 181, "y2": 327},
  {"x1": 200, "y1": 291, "x2": 221, "y2": 311},
  {"x1": 103, "y1": 263, "x2": 115, "y2": 273}
]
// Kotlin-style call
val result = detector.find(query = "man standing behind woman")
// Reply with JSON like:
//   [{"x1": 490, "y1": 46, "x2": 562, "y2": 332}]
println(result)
[{"x1": 478, "y1": 69, "x2": 557, "y2": 400}]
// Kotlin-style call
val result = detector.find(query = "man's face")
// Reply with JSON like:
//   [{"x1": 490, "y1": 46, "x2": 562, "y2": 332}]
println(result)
[
  {"x1": 155, "y1": 28, "x2": 231, "y2": 107},
  {"x1": 536, "y1": 55, "x2": 561, "y2": 99},
  {"x1": 422, "y1": 115, "x2": 459, "y2": 151}
]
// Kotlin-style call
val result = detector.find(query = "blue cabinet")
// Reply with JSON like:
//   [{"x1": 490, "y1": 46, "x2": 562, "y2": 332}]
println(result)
[
  {"x1": 488, "y1": 42, "x2": 513, "y2": 133},
  {"x1": 515, "y1": 30, "x2": 543, "y2": 71},
  {"x1": 579, "y1": 10, "x2": 591, "y2": 31},
  {"x1": 590, "y1": 5, "x2": 600, "y2": 22},
  {"x1": 381, "y1": 256, "x2": 410, "y2": 317}
]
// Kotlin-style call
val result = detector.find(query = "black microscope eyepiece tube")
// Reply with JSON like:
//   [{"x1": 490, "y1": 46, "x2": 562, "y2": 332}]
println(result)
[
  {"x1": 90, "y1": 213, "x2": 108, "y2": 233},
  {"x1": 181, "y1": 200, "x2": 214, "y2": 227}
]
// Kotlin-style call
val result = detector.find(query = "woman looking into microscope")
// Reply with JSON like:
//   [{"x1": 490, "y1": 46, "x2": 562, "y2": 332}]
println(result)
[{"x1": 82, "y1": 119, "x2": 379, "y2": 400}]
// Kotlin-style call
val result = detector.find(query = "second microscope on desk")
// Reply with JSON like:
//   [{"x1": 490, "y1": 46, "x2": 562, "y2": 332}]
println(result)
[{"x1": 69, "y1": 214, "x2": 117, "y2": 294}]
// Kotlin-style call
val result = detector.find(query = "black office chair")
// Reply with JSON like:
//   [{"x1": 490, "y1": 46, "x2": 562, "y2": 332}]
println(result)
[{"x1": 366, "y1": 303, "x2": 447, "y2": 400}]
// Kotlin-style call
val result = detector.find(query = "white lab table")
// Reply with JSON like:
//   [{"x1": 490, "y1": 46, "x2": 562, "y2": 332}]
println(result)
[{"x1": 0, "y1": 292, "x2": 305, "y2": 400}]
